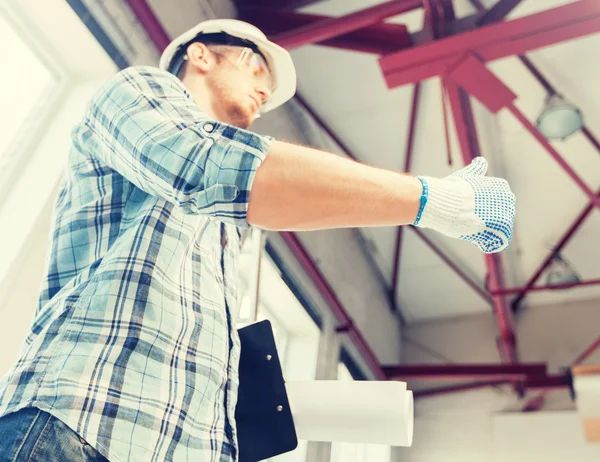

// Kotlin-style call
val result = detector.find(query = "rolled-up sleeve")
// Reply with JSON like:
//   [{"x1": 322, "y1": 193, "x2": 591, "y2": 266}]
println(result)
[{"x1": 77, "y1": 66, "x2": 273, "y2": 227}]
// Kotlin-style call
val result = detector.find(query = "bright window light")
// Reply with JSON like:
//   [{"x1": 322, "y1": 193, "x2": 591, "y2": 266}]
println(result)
[
  {"x1": 0, "y1": 10, "x2": 57, "y2": 175},
  {"x1": 331, "y1": 364, "x2": 393, "y2": 462}
]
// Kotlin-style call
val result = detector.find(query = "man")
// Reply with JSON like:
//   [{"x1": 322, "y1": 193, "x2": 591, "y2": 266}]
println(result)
[{"x1": 0, "y1": 19, "x2": 515, "y2": 461}]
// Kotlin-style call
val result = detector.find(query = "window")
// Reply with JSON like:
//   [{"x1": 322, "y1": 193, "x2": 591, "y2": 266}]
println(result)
[
  {"x1": 236, "y1": 232, "x2": 321, "y2": 462},
  {"x1": 330, "y1": 363, "x2": 393, "y2": 462},
  {"x1": 0, "y1": 4, "x2": 62, "y2": 190}
]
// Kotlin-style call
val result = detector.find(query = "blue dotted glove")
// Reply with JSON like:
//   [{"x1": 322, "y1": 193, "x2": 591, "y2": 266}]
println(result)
[{"x1": 413, "y1": 157, "x2": 516, "y2": 253}]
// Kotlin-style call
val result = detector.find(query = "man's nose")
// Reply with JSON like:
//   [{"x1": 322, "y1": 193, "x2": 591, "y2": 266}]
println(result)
[{"x1": 255, "y1": 86, "x2": 271, "y2": 105}]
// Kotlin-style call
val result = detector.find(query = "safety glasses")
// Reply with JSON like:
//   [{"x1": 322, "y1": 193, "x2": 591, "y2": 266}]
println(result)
[{"x1": 184, "y1": 45, "x2": 275, "y2": 95}]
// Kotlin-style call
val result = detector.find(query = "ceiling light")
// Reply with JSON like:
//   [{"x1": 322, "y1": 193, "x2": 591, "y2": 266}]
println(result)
[
  {"x1": 545, "y1": 253, "x2": 580, "y2": 287},
  {"x1": 536, "y1": 94, "x2": 583, "y2": 140}
]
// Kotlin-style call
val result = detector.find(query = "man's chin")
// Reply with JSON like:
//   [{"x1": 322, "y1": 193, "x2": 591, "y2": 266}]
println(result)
[{"x1": 228, "y1": 108, "x2": 255, "y2": 130}]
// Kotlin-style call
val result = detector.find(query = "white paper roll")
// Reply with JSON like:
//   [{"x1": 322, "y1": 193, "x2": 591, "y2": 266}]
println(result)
[{"x1": 285, "y1": 381, "x2": 414, "y2": 447}]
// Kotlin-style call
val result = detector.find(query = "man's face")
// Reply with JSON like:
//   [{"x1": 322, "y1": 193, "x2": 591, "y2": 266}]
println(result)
[{"x1": 204, "y1": 46, "x2": 273, "y2": 129}]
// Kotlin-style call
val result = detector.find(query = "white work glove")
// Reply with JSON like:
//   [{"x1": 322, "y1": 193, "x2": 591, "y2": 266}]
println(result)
[{"x1": 413, "y1": 157, "x2": 515, "y2": 254}]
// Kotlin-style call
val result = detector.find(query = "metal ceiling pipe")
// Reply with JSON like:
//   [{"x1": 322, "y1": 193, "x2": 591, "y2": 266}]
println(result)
[
  {"x1": 476, "y1": 0, "x2": 525, "y2": 26},
  {"x1": 293, "y1": 93, "x2": 359, "y2": 162},
  {"x1": 380, "y1": 0, "x2": 600, "y2": 89},
  {"x1": 414, "y1": 373, "x2": 571, "y2": 398},
  {"x1": 522, "y1": 335, "x2": 600, "y2": 411},
  {"x1": 507, "y1": 104, "x2": 600, "y2": 209},
  {"x1": 124, "y1": 0, "x2": 170, "y2": 52},
  {"x1": 391, "y1": 83, "x2": 422, "y2": 309},
  {"x1": 383, "y1": 363, "x2": 547, "y2": 381},
  {"x1": 511, "y1": 190, "x2": 599, "y2": 311},
  {"x1": 493, "y1": 278, "x2": 600, "y2": 296},
  {"x1": 444, "y1": 81, "x2": 518, "y2": 365},
  {"x1": 414, "y1": 380, "x2": 510, "y2": 397},
  {"x1": 128, "y1": 0, "x2": 388, "y2": 382},
  {"x1": 411, "y1": 228, "x2": 491, "y2": 304},
  {"x1": 272, "y1": 0, "x2": 422, "y2": 50},
  {"x1": 572, "y1": 336, "x2": 600, "y2": 365}
]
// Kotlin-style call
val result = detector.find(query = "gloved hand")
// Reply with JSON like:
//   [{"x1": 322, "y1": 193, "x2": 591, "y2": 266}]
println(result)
[{"x1": 413, "y1": 157, "x2": 515, "y2": 254}]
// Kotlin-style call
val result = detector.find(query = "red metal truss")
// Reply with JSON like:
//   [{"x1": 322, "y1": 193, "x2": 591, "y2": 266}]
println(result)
[
  {"x1": 124, "y1": 0, "x2": 170, "y2": 52},
  {"x1": 523, "y1": 335, "x2": 600, "y2": 412},
  {"x1": 461, "y1": 1, "x2": 600, "y2": 310},
  {"x1": 507, "y1": 104, "x2": 600, "y2": 208},
  {"x1": 380, "y1": 0, "x2": 600, "y2": 88},
  {"x1": 267, "y1": 0, "x2": 420, "y2": 51},
  {"x1": 239, "y1": 8, "x2": 412, "y2": 55},
  {"x1": 493, "y1": 278, "x2": 600, "y2": 296},
  {"x1": 445, "y1": 80, "x2": 518, "y2": 365},
  {"x1": 280, "y1": 232, "x2": 387, "y2": 380},
  {"x1": 411, "y1": 228, "x2": 491, "y2": 304},
  {"x1": 414, "y1": 373, "x2": 571, "y2": 398},
  {"x1": 293, "y1": 93, "x2": 359, "y2": 162},
  {"x1": 384, "y1": 363, "x2": 547, "y2": 381},
  {"x1": 476, "y1": 0, "x2": 525, "y2": 26}
]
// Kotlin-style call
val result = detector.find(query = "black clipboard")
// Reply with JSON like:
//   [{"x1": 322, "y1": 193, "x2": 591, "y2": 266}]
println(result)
[{"x1": 236, "y1": 320, "x2": 298, "y2": 462}]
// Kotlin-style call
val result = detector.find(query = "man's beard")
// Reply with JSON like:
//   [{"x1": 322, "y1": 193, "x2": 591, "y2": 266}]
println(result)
[
  {"x1": 206, "y1": 73, "x2": 254, "y2": 129},
  {"x1": 226, "y1": 102, "x2": 254, "y2": 129}
]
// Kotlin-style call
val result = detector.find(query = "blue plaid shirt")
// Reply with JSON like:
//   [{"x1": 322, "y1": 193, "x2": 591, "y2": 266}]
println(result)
[{"x1": 0, "y1": 66, "x2": 273, "y2": 461}]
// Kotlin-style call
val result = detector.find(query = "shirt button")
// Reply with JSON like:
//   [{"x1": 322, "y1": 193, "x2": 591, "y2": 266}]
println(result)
[{"x1": 204, "y1": 123, "x2": 214, "y2": 133}]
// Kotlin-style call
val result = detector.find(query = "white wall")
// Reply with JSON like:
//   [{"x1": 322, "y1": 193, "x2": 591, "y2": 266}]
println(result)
[
  {"x1": 393, "y1": 297, "x2": 600, "y2": 461},
  {"x1": 403, "y1": 297, "x2": 600, "y2": 372},
  {"x1": 494, "y1": 411, "x2": 600, "y2": 462}
]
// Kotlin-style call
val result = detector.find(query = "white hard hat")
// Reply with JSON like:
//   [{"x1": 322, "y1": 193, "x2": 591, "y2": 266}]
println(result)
[{"x1": 159, "y1": 19, "x2": 297, "y2": 114}]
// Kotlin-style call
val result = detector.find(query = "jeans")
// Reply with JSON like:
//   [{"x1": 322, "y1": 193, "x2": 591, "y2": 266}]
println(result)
[{"x1": 0, "y1": 407, "x2": 108, "y2": 461}]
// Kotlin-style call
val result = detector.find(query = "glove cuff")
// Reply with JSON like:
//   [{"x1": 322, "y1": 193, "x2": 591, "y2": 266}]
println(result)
[{"x1": 413, "y1": 176, "x2": 478, "y2": 237}]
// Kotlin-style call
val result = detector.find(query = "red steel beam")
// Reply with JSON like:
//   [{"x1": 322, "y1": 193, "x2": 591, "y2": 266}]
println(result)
[
  {"x1": 467, "y1": 0, "x2": 600, "y2": 315},
  {"x1": 511, "y1": 191, "x2": 600, "y2": 311},
  {"x1": 380, "y1": 0, "x2": 600, "y2": 88},
  {"x1": 124, "y1": 0, "x2": 170, "y2": 52},
  {"x1": 517, "y1": 55, "x2": 556, "y2": 95},
  {"x1": 391, "y1": 83, "x2": 422, "y2": 308},
  {"x1": 384, "y1": 363, "x2": 547, "y2": 380},
  {"x1": 476, "y1": 0, "x2": 525, "y2": 26},
  {"x1": 239, "y1": 9, "x2": 412, "y2": 55},
  {"x1": 507, "y1": 104, "x2": 600, "y2": 209},
  {"x1": 493, "y1": 278, "x2": 600, "y2": 296},
  {"x1": 522, "y1": 335, "x2": 600, "y2": 412},
  {"x1": 573, "y1": 336, "x2": 600, "y2": 365},
  {"x1": 413, "y1": 373, "x2": 571, "y2": 398},
  {"x1": 414, "y1": 380, "x2": 510, "y2": 397},
  {"x1": 582, "y1": 126, "x2": 600, "y2": 153},
  {"x1": 445, "y1": 80, "x2": 518, "y2": 365},
  {"x1": 280, "y1": 232, "x2": 387, "y2": 380},
  {"x1": 411, "y1": 228, "x2": 491, "y2": 304},
  {"x1": 269, "y1": 0, "x2": 422, "y2": 51},
  {"x1": 293, "y1": 93, "x2": 359, "y2": 162}
]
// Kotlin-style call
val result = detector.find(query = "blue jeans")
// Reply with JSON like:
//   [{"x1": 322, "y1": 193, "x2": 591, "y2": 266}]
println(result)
[{"x1": 0, "y1": 407, "x2": 108, "y2": 461}]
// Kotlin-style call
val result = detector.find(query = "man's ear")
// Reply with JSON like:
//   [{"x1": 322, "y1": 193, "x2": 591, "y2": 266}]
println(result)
[{"x1": 186, "y1": 42, "x2": 214, "y2": 74}]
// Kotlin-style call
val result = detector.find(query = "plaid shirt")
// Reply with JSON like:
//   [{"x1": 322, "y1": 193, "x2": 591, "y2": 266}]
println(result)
[{"x1": 0, "y1": 66, "x2": 272, "y2": 461}]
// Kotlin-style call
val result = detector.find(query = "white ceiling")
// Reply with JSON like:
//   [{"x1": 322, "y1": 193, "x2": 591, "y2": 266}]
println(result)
[
  {"x1": 291, "y1": 0, "x2": 600, "y2": 321},
  {"x1": 145, "y1": 0, "x2": 600, "y2": 322}
]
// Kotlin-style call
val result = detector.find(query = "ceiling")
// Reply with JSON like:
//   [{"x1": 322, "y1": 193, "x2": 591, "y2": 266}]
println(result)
[
  {"x1": 284, "y1": 0, "x2": 600, "y2": 322},
  {"x1": 145, "y1": 0, "x2": 600, "y2": 323}
]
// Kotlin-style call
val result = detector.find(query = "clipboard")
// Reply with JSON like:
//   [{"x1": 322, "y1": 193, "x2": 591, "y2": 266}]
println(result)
[{"x1": 236, "y1": 320, "x2": 298, "y2": 462}]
